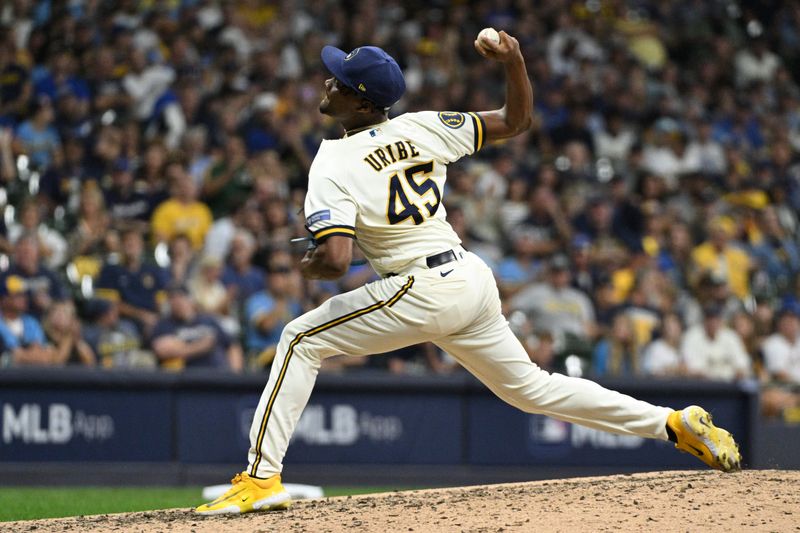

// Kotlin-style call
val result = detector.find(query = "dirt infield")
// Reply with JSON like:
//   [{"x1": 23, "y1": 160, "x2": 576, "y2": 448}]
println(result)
[{"x1": 6, "y1": 470, "x2": 799, "y2": 532}]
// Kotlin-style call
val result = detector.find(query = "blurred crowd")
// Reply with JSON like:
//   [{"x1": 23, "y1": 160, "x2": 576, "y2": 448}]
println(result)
[{"x1": 1, "y1": 0, "x2": 800, "y2": 418}]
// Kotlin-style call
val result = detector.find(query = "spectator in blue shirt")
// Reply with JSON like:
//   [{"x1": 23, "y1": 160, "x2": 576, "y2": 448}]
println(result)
[
  {"x1": 103, "y1": 157, "x2": 153, "y2": 233},
  {"x1": 0, "y1": 42, "x2": 31, "y2": 123},
  {"x1": 151, "y1": 286, "x2": 243, "y2": 371},
  {"x1": 13, "y1": 97, "x2": 62, "y2": 171},
  {"x1": 6, "y1": 233, "x2": 67, "y2": 319},
  {"x1": 748, "y1": 206, "x2": 800, "y2": 290},
  {"x1": 0, "y1": 273, "x2": 55, "y2": 367},
  {"x1": 33, "y1": 50, "x2": 91, "y2": 105},
  {"x1": 243, "y1": 93, "x2": 280, "y2": 154},
  {"x1": 495, "y1": 230, "x2": 543, "y2": 298},
  {"x1": 82, "y1": 298, "x2": 152, "y2": 369},
  {"x1": 592, "y1": 312, "x2": 639, "y2": 377},
  {"x1": 244, "y1": 251, "x2": 303, "y2": 368},
  {"x1": 95, "y1": 227, "x2": 169, "y2": 336},
  {"x1": 221, "y1": 229, "x2": 266, "y2": 303},
  {"x1": 38, "y1": 133, "x2": 89, "y2": 212}
]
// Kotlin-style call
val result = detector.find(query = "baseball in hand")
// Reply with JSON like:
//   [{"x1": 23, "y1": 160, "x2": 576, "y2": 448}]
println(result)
[{"x1": 478, "y1": 27, "x2": 501, "y2": 46}]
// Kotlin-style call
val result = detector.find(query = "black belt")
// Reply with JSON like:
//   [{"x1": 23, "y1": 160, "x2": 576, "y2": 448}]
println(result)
[
  {"x1": 426, "y1": 249, "x2": 457, "y2": 268},
  {"x1": 385, "y1": 249, "x2": 459, "y2": 277}
]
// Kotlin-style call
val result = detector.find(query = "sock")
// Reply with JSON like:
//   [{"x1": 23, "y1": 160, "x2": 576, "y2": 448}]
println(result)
[{"x1": 666, "y1": 424, "x2": 677, "y2": 443}]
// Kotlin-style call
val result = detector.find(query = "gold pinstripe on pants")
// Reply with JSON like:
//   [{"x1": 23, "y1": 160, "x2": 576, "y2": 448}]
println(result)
[{"x1": 249, "y1": 276, "x2": 415, "y2": 476}]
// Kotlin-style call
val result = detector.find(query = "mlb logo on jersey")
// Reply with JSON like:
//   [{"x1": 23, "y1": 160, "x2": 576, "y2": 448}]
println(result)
[
  {"x1": 306, "y1": 210, "x2": 331, "y2": 226},
  {"x1": 438, "y1": 111, "x2": 465, "y2": 129}
]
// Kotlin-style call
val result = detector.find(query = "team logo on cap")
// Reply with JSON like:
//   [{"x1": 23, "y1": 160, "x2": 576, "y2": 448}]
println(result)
[
  {"x1": 438, "y1": 111, "x2": 465, "y2": 129},
  {"x1": 5, "y1": 275, "x2": 26, "y2": 294},
  {"x1": 344, "y1": 48, "x2": 360, "y2": 61},
  {"x1": 358, "y1": 83, "x2": 366, "y2": 92}
]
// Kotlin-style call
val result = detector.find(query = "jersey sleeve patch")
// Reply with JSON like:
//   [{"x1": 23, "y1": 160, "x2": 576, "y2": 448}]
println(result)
[
  {"x1": 438, "y1": 111, "x2": 465, "y2": 129},
  {"x1": 310, "y1": 225, "x2": 356, "y2": 244},
  {"x1": 467, "y1": 112, "x2": 486, "y2": 152},
  {"x1": 306, "y1": 209, "x2": 331, "y2": 226}
]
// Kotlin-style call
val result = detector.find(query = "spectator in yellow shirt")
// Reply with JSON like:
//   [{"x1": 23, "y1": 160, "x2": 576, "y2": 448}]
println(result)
[
  {"x1": 691, "y1": 217, "x2": 751, "y2": 299},
  {"x1": 151, "y1": 162, "x2": 213, "y2": 250}
]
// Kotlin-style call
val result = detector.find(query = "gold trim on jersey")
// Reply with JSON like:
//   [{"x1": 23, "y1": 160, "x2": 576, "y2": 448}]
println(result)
[
  {"x1": 467, "y1": 112, "x2": 485, "y2": 152},
  {"x1": 312, "y1": 225, "x2": 356, "y2": 243},
  {"x1": 249, "y1": 276, "x2": 416, "y2": 477}
]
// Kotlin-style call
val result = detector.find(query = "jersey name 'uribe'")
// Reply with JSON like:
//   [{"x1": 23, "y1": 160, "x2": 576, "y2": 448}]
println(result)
[{"x1": 363, "y1": 140, "x2": 421, "y2": 171}]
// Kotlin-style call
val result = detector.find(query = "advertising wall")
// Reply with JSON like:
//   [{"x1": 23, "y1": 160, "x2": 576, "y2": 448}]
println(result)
[
  {"x1": 1, "y1": 390, "x2": 172, "y2": 462},
  {"x1": 176, "y1": 391, "x2": 462, "y2": 464},
  {"x1": 0, "y1": 369, "x2": 759, "y2": 468}
]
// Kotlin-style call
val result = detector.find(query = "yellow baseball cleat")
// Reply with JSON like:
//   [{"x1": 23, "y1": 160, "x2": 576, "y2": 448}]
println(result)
[
  {"x1": 195, "y1": 472, "x2": 291, "y2": 515},
  {"x1": 667, "y1": 405, "x2": 742, "y2": 472}
]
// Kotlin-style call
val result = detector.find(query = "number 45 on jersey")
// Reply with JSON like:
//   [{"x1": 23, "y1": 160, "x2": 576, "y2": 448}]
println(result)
[{"x1": 387, "y1": 161, "x2": 441, "y2": 225}]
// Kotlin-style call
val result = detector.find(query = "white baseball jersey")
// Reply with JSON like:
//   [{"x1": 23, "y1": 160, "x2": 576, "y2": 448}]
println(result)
[{"x1": 304, "y1": 111, "x2": 485, "y2": 275}]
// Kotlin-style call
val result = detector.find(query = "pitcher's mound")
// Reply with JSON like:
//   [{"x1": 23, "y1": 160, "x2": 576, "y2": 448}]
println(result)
[{"x1": 6, "y1": 470, "x2": 799, "y2": 532}]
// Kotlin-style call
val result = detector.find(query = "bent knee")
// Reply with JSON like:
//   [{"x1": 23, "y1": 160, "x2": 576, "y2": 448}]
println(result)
[
  {"x1": 281, "y1": 316, "x2": 313, "y2": 343},
  {"x1": 278, "y1": 318, "x2": 340, "y2": 364}
]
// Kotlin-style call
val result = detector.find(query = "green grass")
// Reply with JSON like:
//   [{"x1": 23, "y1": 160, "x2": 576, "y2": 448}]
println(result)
[{"x1": 0, "y1": 486, "x2": 410, "y2": 522}]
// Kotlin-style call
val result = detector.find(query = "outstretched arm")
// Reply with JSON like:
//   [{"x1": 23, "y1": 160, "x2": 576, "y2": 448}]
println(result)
[{"x1": 474, "y1": 31, "x2": 533, "y2": 142}]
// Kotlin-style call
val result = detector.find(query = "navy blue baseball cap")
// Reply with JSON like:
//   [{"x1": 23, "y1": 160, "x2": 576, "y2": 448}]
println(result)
[
  {"x1": 321, "y1": 45, "x2": 405, "y2": 108},
  {"x1": 778, "y1": 299, "x2": 800, "y2": 319}
]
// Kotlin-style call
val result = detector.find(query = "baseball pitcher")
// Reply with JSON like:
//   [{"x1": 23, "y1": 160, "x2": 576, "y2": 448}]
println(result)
[{"x1": 197, "y1": 31, "x2": 740, "y2": 515}]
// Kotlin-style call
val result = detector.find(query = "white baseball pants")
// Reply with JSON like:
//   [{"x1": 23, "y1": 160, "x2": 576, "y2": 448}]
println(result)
[{"x1": 247, "y1": 249, "x2": 672, "y2": 477}]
